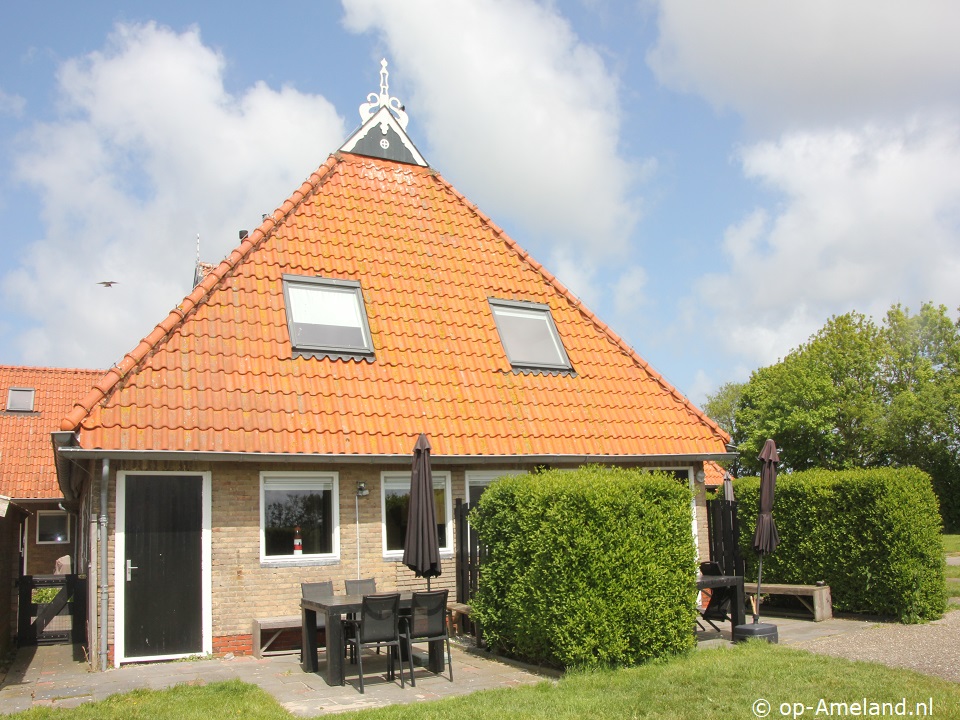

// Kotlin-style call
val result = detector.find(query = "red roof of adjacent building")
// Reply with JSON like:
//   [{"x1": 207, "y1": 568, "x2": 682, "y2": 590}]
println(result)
[
  {"x1": 1, "y1": 366, "x2": 104, "y2": 499},
  {"x1": 61, "y1": 150, "x2": 729, "y2": 460},
  {"x1": 703, "y1": 460, "x2": 728, "y2": 487}
]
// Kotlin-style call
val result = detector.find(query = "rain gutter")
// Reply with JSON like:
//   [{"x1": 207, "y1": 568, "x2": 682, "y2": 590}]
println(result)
[{"x1": 54, "y1": 448, "x2": 738, "y2": 466}]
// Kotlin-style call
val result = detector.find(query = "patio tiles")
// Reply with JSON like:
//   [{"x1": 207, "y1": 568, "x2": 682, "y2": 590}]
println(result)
[{"x1": 0, "y1": 641, "x2": 548, "y2": 717}]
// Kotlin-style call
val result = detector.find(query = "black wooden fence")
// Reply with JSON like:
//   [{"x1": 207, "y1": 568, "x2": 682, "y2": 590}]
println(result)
[
  {"x1": 705, "y1": 499, "x2": 744, "y2": 577},
  {"x1": 454, "y1": 499, "x2": 485, "y2": 643},
  {"x1": 17, "y1": 574, "x2": 86, "y2": 646}
]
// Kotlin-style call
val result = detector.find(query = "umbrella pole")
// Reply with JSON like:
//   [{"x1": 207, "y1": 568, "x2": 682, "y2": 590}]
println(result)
[
  {"x1": 754, "y1": 555, "x2": 764, "y2": 623},
  {"x1": 427, "y1": 577, "x2": 431, "y2": 591}
]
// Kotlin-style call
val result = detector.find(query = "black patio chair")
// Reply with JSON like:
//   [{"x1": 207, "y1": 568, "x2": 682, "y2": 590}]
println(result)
[
  {"x1": 300, "y1": 581, "x2": 334, "y2": 662},
  {"x1": 341, "y1": 593, "x2": 412, "y2": 693},
  {"x1": 401, "y1": 589, "x2": 453, "y2": 684},
  {"x1": 698, "y1": 561, "x2": 733, "y2": 632},
  {"x1": 344, "y1": 578, "x2": 380, "y2": 655}
]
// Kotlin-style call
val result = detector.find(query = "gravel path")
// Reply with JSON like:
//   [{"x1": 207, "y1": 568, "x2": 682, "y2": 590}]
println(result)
[{"x1": 796, "y1": 607, "x2": 960, "y2": 683}]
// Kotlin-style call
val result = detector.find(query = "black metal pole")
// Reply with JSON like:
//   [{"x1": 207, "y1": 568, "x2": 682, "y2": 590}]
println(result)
[{"x1": 754, "y1": 554, "x2": 764, "y2": 623}]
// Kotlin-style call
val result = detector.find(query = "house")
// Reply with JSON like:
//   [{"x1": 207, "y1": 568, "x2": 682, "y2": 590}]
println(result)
[
  {"x1": 0, "y1": 366, "x2": 104, "y2": 655},
  {"x1": 53, "y1": 61, "x2": 733, "y2": 669}
]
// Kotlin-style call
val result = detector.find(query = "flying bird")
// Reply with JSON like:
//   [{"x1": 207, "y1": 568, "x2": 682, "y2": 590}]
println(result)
[{"x1": 97, "y1": 281, "x2": 118, "y2": 287}]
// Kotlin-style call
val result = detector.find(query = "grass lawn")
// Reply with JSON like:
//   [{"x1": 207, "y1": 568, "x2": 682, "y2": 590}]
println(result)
[
  {"x1": 944, "y1": 534, "x2": 960, "y2": 556},
  {"x1": 8, "y1": 643, "x2": 960, "y2": 720}
]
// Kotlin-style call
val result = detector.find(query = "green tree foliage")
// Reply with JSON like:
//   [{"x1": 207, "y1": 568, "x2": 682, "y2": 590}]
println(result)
[{"x1": 732, "y1": 303, "x2": 960, "y2": 530}]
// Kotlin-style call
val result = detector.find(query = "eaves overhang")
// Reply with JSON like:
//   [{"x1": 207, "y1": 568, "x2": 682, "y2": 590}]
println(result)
[{"x1": 53, "y1": 447, "x2": 738, "y2": 466}]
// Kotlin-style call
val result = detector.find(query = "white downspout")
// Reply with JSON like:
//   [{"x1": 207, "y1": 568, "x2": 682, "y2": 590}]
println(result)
[
  {"x1": 88, "y1": 460, "x2": 98, "y2": 669},
  {"x1": 99, "y1": 459, "x2": 109, "y2": 671}
]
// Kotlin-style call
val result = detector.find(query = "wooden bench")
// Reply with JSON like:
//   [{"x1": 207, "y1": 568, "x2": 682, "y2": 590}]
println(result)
[
  {"x1": 746, "y1": 583, "x2": 832, "y2": 621},
  {"x1": 252, "y1": 616, "x2": 301, "y2": 658},
  {"x1": 446, "y1": 601, "x2": 473, "y2": 634}
]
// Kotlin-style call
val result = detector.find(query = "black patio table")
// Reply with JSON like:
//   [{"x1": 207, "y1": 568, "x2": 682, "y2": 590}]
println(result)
[
  {"x1": 301, "y1": 593, "x2": 445, "y2": 686},
  {"x1": 696, "y1": 574, "x2": 746, "y2": 632}
]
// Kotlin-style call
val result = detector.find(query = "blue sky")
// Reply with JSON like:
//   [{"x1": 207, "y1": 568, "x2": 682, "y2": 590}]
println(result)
[{"x1": 2, "y1": 1, "x2": 959, "y2": 406}]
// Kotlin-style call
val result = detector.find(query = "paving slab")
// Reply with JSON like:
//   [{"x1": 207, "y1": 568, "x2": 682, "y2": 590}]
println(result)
[{"x1": 0, "y1": 641, "x2": 550, "y2": 716}]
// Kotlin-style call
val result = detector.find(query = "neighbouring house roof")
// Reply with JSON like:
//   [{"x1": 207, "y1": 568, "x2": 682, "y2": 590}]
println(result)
[
  {"x1": 703, "y1": 460, "x2": 727, "y2": 487},
  {"x1": 1, "y1": 366, "x2": 103, "y2": 499},
  {"x1": 59, "y1": 64, "x2": 730, "y2": 463}
]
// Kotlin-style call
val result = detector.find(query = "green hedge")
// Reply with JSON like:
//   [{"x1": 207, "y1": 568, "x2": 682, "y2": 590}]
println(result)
[
  {"x1": 469, "y1": 467, "x2": 696, "y2": 669},
  {"x1": 734, "y1": 467, "x2": 946, "y2": 622}
]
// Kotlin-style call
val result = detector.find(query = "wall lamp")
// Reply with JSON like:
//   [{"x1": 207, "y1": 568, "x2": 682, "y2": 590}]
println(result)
[{"x1": 356, "y1": 481, "x2": 370, "y2": 497}]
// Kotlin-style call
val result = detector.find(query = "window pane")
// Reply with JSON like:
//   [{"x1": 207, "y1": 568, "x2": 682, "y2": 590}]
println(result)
[
  {"x1": 383, "y1": 479, "x2": 448, "y2": 552},
  {"x1": 490, "y1": 302, "x2": 570, "y2": 369},
  {"x1": 289, "y1": 285, "x2": 362, "y2": 328},
  {"x1": 38, "y1": 513, "x2": 69, "y2": 543},
  {"x1": 7, "y1": 388, "x2": 35, "y2": 412},
  {"x1": 264, "y1": 487, "x2": 332, "y2": 556}
]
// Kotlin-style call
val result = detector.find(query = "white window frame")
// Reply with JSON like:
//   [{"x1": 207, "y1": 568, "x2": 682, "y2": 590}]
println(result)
[
  {"x1": 36, "y1": 510, "x2": 70, "y2": 544},
  {"x1": 380, "y1": 470, "x2": 453, "y2": 559},
  {"x1": 6, "y1": 387, "x2": 35, "y2": 412},
  {"x1": 465, "y1": 469, "x2": 524, "y2": 505},
  {"x1": 489, "y1": 298, "x2": 572, "y2": 372},
  {"x1": 650, "y1": 466, "x2": 699, "y2": 562},
  {"x1": 260, "y1": 471, "x2": 340, "y2": 566},
  {"x1": 282, "y1": 275, "x2": 374, "y2": 359}
]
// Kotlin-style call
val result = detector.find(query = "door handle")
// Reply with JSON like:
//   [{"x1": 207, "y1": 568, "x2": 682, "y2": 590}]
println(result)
[{"x1": 126, "y1": 559, "x2": 139, "y2": 582}]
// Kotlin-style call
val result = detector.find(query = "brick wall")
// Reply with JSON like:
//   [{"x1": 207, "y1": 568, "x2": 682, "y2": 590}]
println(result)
[{"x1": 92, "y1": 460, "x2": 708, "y2": 660}]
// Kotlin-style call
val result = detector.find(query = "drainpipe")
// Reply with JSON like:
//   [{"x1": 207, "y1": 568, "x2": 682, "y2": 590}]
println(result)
[
  {"x1": 99, "y1": 459, "x2": 109, "y2": 671},
  {"x1": 88, "y1": 460, "x2": 98, "y2": 668}
]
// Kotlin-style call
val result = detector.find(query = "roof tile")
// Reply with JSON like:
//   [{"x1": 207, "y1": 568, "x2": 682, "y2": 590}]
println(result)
[{"x1": 63, "y1": 153, "x2": 728, "y2": 458}]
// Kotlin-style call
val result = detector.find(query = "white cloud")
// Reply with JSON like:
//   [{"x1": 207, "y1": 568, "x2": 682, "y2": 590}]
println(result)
[
  {"x1": 700, "y1": 119, "x2": 960, "y2": 368},
  {"x1": 4, "y1": 22, "x2": 345, "y2": 368},
  {"x1": 0, "y1": 87, "x2": 26, "y2": 117},
  {"x1": 342, "y1": 0, "x2": 642, "y2": 260},
  {"x1": 647, "y1": 0, "x2": 960, "y2": 128}
]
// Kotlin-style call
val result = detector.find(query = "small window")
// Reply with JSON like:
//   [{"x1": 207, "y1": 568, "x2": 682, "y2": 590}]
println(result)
[
  {"x1": 489, "y1": 299, "x2": 572, "y2": 372},
  {"x1": 6, "y1": 387, "x2": 35, "y2": 412},
  {"x1": 37, "y1": 511, "x2": 70, "y2": 544},
  {"x1": 260, "y1": 472, "x2": 340, "y2": 563},
  {"x1": 282, "y1": 275, "x2": 374, "y2": 359},
  {"x1": 381, "y1": 471, "x2": 452, "y2": 556}
]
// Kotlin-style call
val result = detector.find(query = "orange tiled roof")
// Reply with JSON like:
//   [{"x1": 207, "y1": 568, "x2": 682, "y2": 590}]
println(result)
[
  {"x1": 703, "y1": 460, "x2": 727, "y2": 487},
  {"x1": 1, "y1": 366, "x2": 104, "y2": 499},
  {"x1": 62, "y1": 152, "x2": 730, "y2": 459}
]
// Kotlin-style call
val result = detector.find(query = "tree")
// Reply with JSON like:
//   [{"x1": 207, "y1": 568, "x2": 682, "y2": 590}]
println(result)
[
  {"x1": 731, "y1": 302, "x2": 960, "y2": 530},
  {"x1": 735, "y1": 312, "x2": 885, "y2": 474}
]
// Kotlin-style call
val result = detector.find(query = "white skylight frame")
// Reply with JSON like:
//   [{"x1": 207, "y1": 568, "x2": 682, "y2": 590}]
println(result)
[
  {"x1": 282, "y1": 275, "x2": 375, "y2": 360},
  {"x1": 6, "y1": 387, "x2": 35, "y2": 412},
  {"x1": 489, "y1": 299, "x2": 572, "y2": 372}
]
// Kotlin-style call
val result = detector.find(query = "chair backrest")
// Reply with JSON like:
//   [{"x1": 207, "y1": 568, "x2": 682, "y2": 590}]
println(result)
[
  {"x1": 345, "y1": 578, "x2": 377, "y2": 595},
  {"x1": 359, "y1": 593, "x2": 401, "y2": 643},
  {"x1": 301, "y1": 581, "x2": 335, "y2": 602},
  {"x1": 409, "y1": 589, "x2": 448, "y2": 639}
]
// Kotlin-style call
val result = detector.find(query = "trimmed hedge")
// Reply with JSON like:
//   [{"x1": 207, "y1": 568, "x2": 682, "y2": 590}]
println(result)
[
  {"x1": 469, "y1": 467, "x2": 696, "y2": 669},
  {"x1": 734, "y1": 467, "x2": 946, "y2": 622}
]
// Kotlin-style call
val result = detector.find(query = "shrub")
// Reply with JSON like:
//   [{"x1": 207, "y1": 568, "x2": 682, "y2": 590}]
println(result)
[
  {"x1": 734, "y1": 467, "x2": 946, "y2": 622},
  {"x1": 469, "y1": 466, "x2": 696, "y2": 669}
]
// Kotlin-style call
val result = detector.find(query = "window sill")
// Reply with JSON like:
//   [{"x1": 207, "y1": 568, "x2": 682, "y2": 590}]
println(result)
[
  {"x1": 381, "y1": 551, "x2": 454, "y2": 562},
  {"x1": 260, "y1": 556, "x2": 340, "y2": 568}
]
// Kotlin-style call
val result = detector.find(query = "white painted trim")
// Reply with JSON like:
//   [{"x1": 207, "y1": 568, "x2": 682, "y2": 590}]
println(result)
[
  {"x1": 259, "y1": 471, "x2": 340, "y2": 564},
  {"x1": 380, "y1": 470, "x2": 453, "y2": 557},
  {"x1": 464, "y1": 469, "x2": 524, "y2": 502},
  {"x1": 339, "y1": 106, "x2": 428, "y2": 166},
  {"x1": 114, "y1": 471, "x2": 212, "y2": 667},
  {"x1": 649, "y1": 466, "x2": 700, "y2": 564}
]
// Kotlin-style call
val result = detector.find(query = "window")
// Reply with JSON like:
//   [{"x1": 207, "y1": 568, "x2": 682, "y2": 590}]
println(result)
[
  {"x1": 465, "y1": 469, "x2": 524, "y2": 506},
  {"x1": 6, "y1": 387, "x2": 35, "y2": 412},
  {"x1": 282, "y1": 275, "x2": 374, "y2": 359},
  {"x1": 489, "y1": 299, "x2": 572, "y2": 372},
  {"x1": 260, "y1": 472, "x2": 339, "y2": 563},
  {"x1": 381, "y1": 471, "x2": 452, "y2": 556},
  {"x1": 37, "y1": 511, "x2": 70, "y2": 544}
]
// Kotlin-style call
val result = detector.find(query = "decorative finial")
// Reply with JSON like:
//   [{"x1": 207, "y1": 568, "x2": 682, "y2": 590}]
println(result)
[{"x1": 358, "y1": 58, "x2": 409, "y2": 130}]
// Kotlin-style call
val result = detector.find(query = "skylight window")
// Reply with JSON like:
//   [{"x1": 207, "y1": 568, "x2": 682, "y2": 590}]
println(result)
[
  {"x1": 282, "y1": 275, "x2": 374, "y2": 360},
  {"x1": 489, "y1": 299, "x2": 572, "y2": 372},
  {"x1": 6, "y1": 387, "x2": 35, "y2": 412}
]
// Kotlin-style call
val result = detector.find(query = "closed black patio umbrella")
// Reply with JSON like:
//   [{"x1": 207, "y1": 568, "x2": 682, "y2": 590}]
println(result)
[
  {"x1": 752, "y1": 438, "x2": 780, "y2": 622},
  {"x1": 403, "y1": 433, "x2": 441, "y2": 589}
]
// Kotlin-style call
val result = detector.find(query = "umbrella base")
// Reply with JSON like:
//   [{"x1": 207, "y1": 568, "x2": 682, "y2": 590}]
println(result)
[{"x1": 733, "y1": 622, "x2": 778, "y2": 644}]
